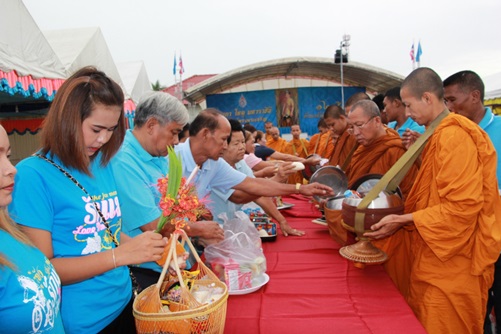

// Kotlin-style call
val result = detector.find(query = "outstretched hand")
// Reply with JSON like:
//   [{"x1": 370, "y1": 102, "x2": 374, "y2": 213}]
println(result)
[
  {"x1": 300, "y1": 182, "x2": 333, "y2": 197},
  {"x1": 276, "y1": 162, "x2": 296, "y2": 179},
  {"x1": 188, "y1": 220, "x2": 224, "y2": 242},
  {"x1": 279, "y1": 221, "x2": 305, "y2": 237},
  {"x1": 363, "y1": 213, "x2": 413, "y2": 240},
  {"x1": 304, "y1": 155, "x2": 321, "y2": 166}
]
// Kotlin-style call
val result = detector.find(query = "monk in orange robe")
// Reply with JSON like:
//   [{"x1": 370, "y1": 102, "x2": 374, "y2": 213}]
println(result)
[
  {"x1": 308, "y1": 118, "x2": 329, "y2": 155},
  {"x1": 344, "y1": 100, "x2": 419, "y2": 295},
  {"x1": 323, "y1": 104, "x2": 357, "y2": 168},
  {"x1": 318, "y1": 131, "x2": 335, "y2": 159},
  {"x1": 365, "y1": 68, "x2": 501, "y2": 334},
  {"x1": 309, "y1": 131, "x2": 335, "y2": 159},
  {"x1": 266, "y1": 126, "x2": 288, "y2": 153},
  {"x1": 285, "y1": 125, "x2": 309, "y2": 184},
  {"x1": 345, "y1": 102, "x2": 419, "y2": 199}
]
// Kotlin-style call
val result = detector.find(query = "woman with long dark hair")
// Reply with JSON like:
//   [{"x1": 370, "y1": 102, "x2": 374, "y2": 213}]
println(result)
[{"x1": 9, "y1": 67, "x2": 167, "y2": 333}]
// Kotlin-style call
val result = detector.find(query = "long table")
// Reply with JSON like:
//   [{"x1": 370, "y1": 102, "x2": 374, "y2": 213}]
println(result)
[{"x1": 224, "y1": 194, "x2": 426, "y2": 334}]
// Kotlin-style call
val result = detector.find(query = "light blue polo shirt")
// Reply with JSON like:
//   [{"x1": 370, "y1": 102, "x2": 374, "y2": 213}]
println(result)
[
  {"x1": 479, "y1": 107, "x2": 501, "y2": 189},
  {"x1": 388, "y1": 117, "x2": 425, "y2": 136},
  {"x1": 111, "y1": 130, "x2": 167, "y2": 271},
  {"x1": 175, "y1": 139, "x2": 247, "y2": 200},
  {"x1": 210, "y1": 160, "x2": 255, "y2": 225}
]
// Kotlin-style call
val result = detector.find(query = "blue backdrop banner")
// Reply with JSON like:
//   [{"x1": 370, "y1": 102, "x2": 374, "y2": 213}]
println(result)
[{"x1": 206, "y1": 86, "x2": 365, "y2": 137}]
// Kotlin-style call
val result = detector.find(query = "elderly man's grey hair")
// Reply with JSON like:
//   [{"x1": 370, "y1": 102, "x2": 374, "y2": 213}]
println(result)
[
  {"x1": 133, "y1": 91, "x2": 189, "y2": 128},
  {"x1": 350, "y1": 99, "x2": 381, "y2": 118}
]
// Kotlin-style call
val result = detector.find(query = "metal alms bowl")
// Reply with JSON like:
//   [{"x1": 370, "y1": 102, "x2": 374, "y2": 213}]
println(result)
[
  {"x1": 325, "y1": 196, "x2": 345, "y2": 210},
  {"x1": 302, "y1": 154, "x2": 322, "y2": 181},
  {"x1": 341, "y1": 191, "x2": 404, "y2": 231},
  {"x1": 349, "y1": 173, "x2": 403, "y2": 199},
  {"x1": 343, "y1": 191, "x2": 403, "y2": 209},
  {"x1": 309, "y1": 166, "x2": 348, "y2": 202}
]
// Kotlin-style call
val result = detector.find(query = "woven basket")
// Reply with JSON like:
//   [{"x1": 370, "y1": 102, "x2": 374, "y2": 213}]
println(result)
[{"x1": 133, "y1": 230, "x2": 228, "y2": 334}]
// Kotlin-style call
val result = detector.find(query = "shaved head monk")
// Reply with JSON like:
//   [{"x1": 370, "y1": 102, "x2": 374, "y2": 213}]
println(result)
[
  {"x1": 323, "y1": 104, "x2": 357, "y2": 168},
  {"x1": 308, "y1": 118, "x2": 331, "y2": 157},
  {"x1": 365, "y1": 67, "x2": 501, "y2": 334},
  {"x1": 285, "y1": 124, "x2": 309, "y2": 184},
  {"x1": 345, "y1": 91, "x2": 370, "y2": 114},
  {"x1": 345, "y1": 100, "x2": 419, "y2": 199},
  {"x1": 266, "y1": 126, "x2": 288, "y2": 153},
  {"x1": 344, "y1": 99, "x2": 419, "y2": 295}
]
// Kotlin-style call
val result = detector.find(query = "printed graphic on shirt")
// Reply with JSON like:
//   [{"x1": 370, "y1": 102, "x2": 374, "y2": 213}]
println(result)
[
  {"x1": 18, "y1": 258, "x2": 61, "y2": 333},
  {"x1": 71, "y1": 191, "x2": 122, "y2": 255}
]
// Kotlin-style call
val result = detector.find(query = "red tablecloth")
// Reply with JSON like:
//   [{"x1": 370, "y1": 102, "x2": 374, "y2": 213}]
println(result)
[{"x1": 224, "y1": 195, "x2": 426, "y2": 334}]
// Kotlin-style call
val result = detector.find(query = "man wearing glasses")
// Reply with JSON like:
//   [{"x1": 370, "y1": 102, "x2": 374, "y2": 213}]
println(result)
[
  {"x1": 344, "y1": 99, "x2": 420, "y2": 297},
  {"x1": 344, "y1": 100, "x2": 419, "y2": 200}
]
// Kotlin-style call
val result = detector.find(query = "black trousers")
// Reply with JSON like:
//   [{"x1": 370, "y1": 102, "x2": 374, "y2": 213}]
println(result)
[
  {"x1": 130, "y1": 267, "x2": 161, "y2": 292},
  {"x1": 99, "y1": 296, "x2": 135, "y2": 334},
  {"x1": 485, "y1": 254, "x2": 501, "y2": 334}
]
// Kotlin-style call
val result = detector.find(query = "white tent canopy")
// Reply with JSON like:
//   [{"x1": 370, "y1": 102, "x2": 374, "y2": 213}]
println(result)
[
  {"x1": 484, "y1": 72, "x2": 501, "y2": 100},
  {"x1": 0, "y1": 0, "x2": 66, "y2": 79},
  {"x1": 43, "y1": 27, "x2": 124, "y2": 91},
  {"x1": 116, "y1": 61, "x2": 152, "y2": 102}
]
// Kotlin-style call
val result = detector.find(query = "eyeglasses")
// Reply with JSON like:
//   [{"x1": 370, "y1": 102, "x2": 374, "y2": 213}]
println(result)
[{"x1": 347, "y1": 116, "x2": 376, "y2": 134}]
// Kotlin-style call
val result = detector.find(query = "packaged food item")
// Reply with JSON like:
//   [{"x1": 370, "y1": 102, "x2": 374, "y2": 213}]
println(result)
[{"x1": 254, "y1": 221, "x2": 277, "y2": 242}]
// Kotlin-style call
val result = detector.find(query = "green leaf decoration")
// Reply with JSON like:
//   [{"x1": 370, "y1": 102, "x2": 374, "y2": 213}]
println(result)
[{"x1": 167, "y1": 146, "x2": 182, "y2": 199}]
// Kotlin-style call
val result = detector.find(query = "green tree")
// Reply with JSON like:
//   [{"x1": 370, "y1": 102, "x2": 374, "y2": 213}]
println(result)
[{"x1": 151, "y1": 80, "x2": 166, "y2": 91}]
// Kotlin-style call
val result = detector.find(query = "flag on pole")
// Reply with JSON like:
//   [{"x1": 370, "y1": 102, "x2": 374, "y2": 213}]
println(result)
[
  {"x1": 410, "y1": 43, "x2": 415, "y2": 62},
  {"x1": 416, "y1": 41, "x2": 423, "y2": 66},
  {"x1": 173, "y1": 54, "x2": 177, "y2": 75},
  {"x1": 179, "y1": 54, "x2": 184, "y2": 75}
]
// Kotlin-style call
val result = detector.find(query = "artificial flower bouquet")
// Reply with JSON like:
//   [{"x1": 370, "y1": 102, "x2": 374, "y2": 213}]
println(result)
[
  {"x1": 155, "y1": 146, "x2": 207, "y2": 233},
  {"x1": 155, "y1": 146, "x2": 208, "y2": 267}
]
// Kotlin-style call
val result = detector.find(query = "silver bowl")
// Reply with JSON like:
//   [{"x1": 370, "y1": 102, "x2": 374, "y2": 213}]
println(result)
[
  {"x1": 309, "y1": 166, "x2": 348, "y2": 202},
  {"x1": 325, "y1": 196, "x2": 345, "y2": 210},
  {"x1": 343, "y1": 191, "x2": 403, "y2": 209},
  {"x1": 342, "y1": 191, "x2": 405, "y2": 231}
]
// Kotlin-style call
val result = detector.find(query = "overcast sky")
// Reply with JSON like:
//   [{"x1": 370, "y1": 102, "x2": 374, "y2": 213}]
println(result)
[{"x1": 23, "y1": 0, "x2": 501, "y2": 90}]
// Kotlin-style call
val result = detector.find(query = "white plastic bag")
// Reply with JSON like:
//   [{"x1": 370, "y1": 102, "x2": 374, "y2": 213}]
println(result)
[
  {"x1": 221, "y1": 210, "x2": 261, "y2": 245},
  {"x1": 205, "y1": 211, "x2": 266, "y2": 291}
]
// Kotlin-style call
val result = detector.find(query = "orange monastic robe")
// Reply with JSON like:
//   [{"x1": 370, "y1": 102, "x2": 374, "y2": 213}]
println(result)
[
  {"x1": 345, "y1": 127, "x2": 418, "y2": 199},
  {"x1": 266, "y1": 137, "x2": 288, "y2": 154},
  {"x1": 328, "y1": 129, "x2": 357, "y2": 168},
  {"x1": 308, "y1": 133, "x2": 322, "y2": 155},
  {"x1": 344, "y1": 127, "x2": 419, "y2": 296},
  {"x1": 396, "y1": 114, "x2": 501, "y2": 334},
  {"x1": 285, "y1": 138, "x2": 309, "y2": 184},
  {"x1": 309, "y1": 132, "x2": 334, "y2": 159}
]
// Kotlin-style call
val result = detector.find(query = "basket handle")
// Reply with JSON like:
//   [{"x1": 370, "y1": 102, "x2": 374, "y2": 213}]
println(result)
[
  {"x1": 155, "y1": 229, "x2": 207, "y2": 289},
  {"x1": 156, "y1": 233, "x2": 178, "y2": 289}
]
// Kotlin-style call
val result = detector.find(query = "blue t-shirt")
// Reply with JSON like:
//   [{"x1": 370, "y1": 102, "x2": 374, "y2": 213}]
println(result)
[
  {"x1": 175, "y1": 139, "x2": 247, "y2": 199},
  {"x1": 111, "y1": 130, "x2": 166, "y2": 272},
  {"x1": 210, "y1": 160, "x2": 255, "y2": 225},
  {"x1": 388, "y1": 117, "x2": 425, "y2": 136},
  {"x1": 0, "y1": 230, "x2": 65, "y2": 333},
  {"x1": 8, "y1": 153, "x2": 131, "y2": 334},
  {"x1": 479, "y1": 107, "x2": 501, "y2": 189}
]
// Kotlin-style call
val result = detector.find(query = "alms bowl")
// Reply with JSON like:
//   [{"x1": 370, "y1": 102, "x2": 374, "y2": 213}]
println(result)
[{"x1": 341, "y1": 191, "x2": 404, "y2": 231}]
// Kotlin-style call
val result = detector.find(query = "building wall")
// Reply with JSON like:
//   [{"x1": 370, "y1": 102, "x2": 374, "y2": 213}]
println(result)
[{"x1": 9, "y1": 132, "x2": 40, "y2": 165}]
